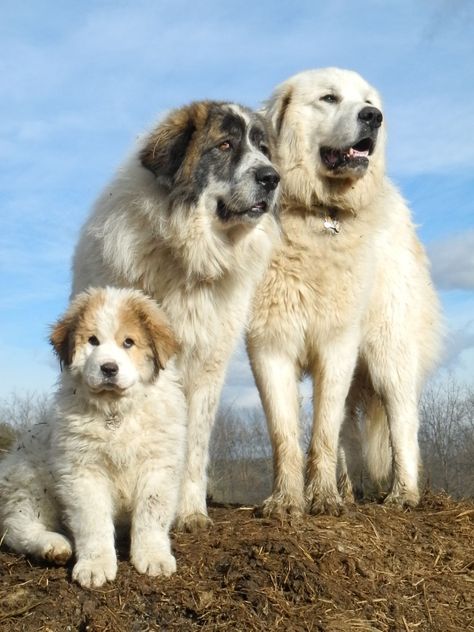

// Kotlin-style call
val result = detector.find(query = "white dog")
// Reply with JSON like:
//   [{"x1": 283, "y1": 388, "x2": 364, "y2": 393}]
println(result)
[
  {"x1": 0, "y1": 287, "x2": 186, "y2": 588},
  {"x1": 72, "y1": 101, "x2": 280, "y2": 530},
  {"x1": 247, "y1": 68, "x2": 442, "y2": 516}
]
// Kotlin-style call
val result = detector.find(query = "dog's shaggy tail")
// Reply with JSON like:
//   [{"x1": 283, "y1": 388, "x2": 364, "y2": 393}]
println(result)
[{"x1": 363, "y1": 396, "x2": 392, "y2": 489}]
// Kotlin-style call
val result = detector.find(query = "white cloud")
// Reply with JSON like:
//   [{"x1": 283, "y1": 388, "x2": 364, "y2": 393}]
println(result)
[
  {"x1": 386, "y1": 98, "x2": 474, "y2": 177},
  {"x1": 441, "y1": 321, "x2": 474, "y2": 368},
  {"x1": 428, "y1": 230, "x2": 474, "y2": 290}
]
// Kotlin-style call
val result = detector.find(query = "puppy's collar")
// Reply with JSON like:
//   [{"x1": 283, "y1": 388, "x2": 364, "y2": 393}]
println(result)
[{"x1": 105, "y1": 413, "x2": 122, "y2": 430}]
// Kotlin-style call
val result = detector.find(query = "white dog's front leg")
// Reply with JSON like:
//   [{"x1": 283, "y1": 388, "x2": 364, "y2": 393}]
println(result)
[
  {"x1": 60, "y1": 473, "x2": 117, "y2": 588},
  {"x1": 383, "y1": 390, "x2": 421, "y2": 508},
  {"x1": 306, "y1": 332, "x2": 359, "y2": 515},
  {"x1": 176, "y1": 369, "x2": 225, "y2": 532},
  {"x1": 130, "y1": 463, "x2": 180, "y2": 577}
]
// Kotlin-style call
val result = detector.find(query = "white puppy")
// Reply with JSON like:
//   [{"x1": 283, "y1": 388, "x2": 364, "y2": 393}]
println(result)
[{"x1": 0, "y1": 287, "x2": 186, "y2": 588}]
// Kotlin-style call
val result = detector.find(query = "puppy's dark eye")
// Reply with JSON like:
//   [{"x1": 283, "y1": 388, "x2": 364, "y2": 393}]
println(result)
[
  {"x1": 88, "y1": 335, "x2": 100, "y2": 346},
  {"x1": 218, "y1": 140, "x2": 232, "y2": 152},
  {"x1": 123, "y1": 338, "x2": 135, "y2": 349},
  {"x1": 366, "y1": 100, "x2": 373, "y2": 105},
  {"x1": 320, "y1": 94, "x2": 339, "y2": 104},
  {"x1": 260, "y1": 144, "x2": 270, "y2": 158}
]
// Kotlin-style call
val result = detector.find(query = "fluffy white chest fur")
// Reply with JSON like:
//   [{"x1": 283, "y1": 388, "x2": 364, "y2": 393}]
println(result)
[{"x1": 72, "y1": 101, "x2": 281, "y2": 531}]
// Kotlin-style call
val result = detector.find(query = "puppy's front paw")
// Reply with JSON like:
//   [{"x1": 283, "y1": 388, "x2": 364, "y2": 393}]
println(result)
[
  {"x1": 72, "y1": 553, "x2": 117, "y2": 588},
  {"x1": 39, "y1": 532, "x2": 73, "y2": 565},
  {"x1": 132, "y1": 549, "x2": 176, "y2": 577}
]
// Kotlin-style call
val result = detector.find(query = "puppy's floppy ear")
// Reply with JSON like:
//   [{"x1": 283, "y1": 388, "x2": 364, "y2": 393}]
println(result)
[
  {"x1": 140, "y1": 102, "x2": 204, "y2": 187},
  {"x1": 264, "y1": 86, "x2": 293, "y2": 137},
  {"x1": 49, "y1": 291, "x2": 92, "y2": 369},
  {"x1": 134, "y1": 297, "x2": 180, "y2": 375}
]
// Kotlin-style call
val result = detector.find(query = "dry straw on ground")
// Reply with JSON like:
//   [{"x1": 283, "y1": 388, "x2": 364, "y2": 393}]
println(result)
[{"x1": 0, "y1": 492, "x2": 472, "y2": 631}]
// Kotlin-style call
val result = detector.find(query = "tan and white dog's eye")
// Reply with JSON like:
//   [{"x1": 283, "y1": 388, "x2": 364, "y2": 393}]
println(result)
[
  {"x1": 123, "y1": 338, "x2": 135, "y2": 349},
  {"x1": 218, "y1": 140, "x2": 232, "y2": 152},
  {"x1": 88, "y1": 335, "x2": 100, "y2": 346}
]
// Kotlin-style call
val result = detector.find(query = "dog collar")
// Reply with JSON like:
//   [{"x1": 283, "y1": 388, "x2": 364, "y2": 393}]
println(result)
[
  {"x1": 323, "y1": 210, "x2": 341, "y2": 235},
  {"x1": 322, "y1": 208, "x2": 341, "y2": 235},
  {"x1": 105, "y1": 413, "x2": 122, "y2": 430}
]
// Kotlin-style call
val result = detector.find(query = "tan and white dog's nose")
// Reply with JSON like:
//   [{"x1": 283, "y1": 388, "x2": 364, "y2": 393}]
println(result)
[{"x1": 255, "y1": 166, "x2": 280, "y2": 192}]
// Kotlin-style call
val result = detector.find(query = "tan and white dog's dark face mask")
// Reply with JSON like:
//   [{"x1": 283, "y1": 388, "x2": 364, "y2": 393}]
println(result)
[{"x1": 140, "y1": 101, "x2": 281, "y2": 227}]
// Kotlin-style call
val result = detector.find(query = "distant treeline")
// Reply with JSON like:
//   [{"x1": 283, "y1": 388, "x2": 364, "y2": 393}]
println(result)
[{"x1": 1, "y1": 377, "x2": 473, "y2": 503}]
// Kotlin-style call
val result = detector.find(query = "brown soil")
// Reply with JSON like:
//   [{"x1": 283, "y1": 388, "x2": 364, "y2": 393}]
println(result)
[{"x1": 0, "y1": 492, "x2": 472, "y2": 632}]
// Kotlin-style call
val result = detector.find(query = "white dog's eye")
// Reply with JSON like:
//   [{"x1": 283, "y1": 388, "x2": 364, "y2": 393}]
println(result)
[
  {"x1": 88, "y1": 335, "x2": 100, "y2": 346},
  {"x1": 123, "y1": 338, "x2": 135, "y2": 349},
  {"x1": 260, "y1": 144, "x2": 270, "y2": 157},
  {"x1": 320, "y1": 94, "x2": 339, "y2": 104}
]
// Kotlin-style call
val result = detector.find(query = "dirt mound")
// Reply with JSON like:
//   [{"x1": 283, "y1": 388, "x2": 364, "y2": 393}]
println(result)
[{"x1": 0, "y1": 492, "x2": 472, "y2": 631}]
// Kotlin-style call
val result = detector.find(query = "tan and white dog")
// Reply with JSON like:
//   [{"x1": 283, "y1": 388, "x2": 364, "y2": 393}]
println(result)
[
  {"x1": 0, "y1": 287, "x2": 186, "y2": 587},
  {"x1": 247, "y1": 68, "x2": 442, "y2": 516},
  {"x1": 72, "y1": 101, "x2": 281, "y2": 530}
]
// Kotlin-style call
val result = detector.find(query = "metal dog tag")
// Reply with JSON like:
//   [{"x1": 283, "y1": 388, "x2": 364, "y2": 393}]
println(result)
[{"x1": 323, "y1": 216, "x2": 340, "y2": 234}]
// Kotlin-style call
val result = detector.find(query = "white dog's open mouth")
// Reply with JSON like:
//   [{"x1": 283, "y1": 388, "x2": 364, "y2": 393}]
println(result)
[{"x1": 320, "y1": 137, "x2": 375, "y2": 170}]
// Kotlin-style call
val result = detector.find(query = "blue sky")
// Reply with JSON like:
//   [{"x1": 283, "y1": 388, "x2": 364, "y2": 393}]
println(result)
[{"x1": 1, "y1": 0, "x2": 473, "y2": 406}]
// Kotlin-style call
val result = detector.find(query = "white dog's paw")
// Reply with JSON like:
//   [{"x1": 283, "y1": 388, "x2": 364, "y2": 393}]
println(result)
[
  {"x1": 262, "y1": 491, "x2": 305, "y2": 519},
  {"x1": 306, "y1": 485, "x2": 346, "y2": 517},
  {"x1": 132, "y1": 548, "x2": 176, "y2": 577},
  {"x1": 39, "y1": 532, "x2": 73, "y2": 565},
  {"x1": 72, "y1": 553, "x2": 117, "y2": 588},
  {"x1": 384, "y1": 484, "x2": 420, "y2": 509}
]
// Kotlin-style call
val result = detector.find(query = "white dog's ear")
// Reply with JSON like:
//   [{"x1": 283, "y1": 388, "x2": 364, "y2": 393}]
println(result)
[
  {"x1": 140, "y1": 102, "x2": 207, "y2": 187},
  {"x1": 265, "y1": 86, "x2": 293, "y2": 137},
  {"x1": 133, "y1": 297, "x2": 180, "y2": 374},
  {"x1": 49, "y1": 291, "x2": 91, "y2": 369}
]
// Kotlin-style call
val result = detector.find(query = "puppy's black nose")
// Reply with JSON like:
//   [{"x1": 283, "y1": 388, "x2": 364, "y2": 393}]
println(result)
[
  {"x1": 255, "y1": 166, "x2": 280, "y2": 192},
  {"x1": 358, "y1": 106, "x2": 383, "y2": 130},
  {"x1": 100, "y1": 362, "x2": 119, "y2": 377}
]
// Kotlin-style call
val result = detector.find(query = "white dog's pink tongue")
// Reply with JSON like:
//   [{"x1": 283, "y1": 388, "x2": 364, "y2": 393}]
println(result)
[{"x1": 349, "y1": 146, "x2": 369, "y2": 158}]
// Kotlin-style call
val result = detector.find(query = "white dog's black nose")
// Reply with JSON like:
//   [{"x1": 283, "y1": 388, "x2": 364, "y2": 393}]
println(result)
[
  {"x1": 100, "y1": 362, "x2": 119, "y2": 377},
  {"x1": 255, "y1": 166, "x2": 280, "y2": 192},
  {"x1": 358, "y1": 106, "x2": 383, "y2": 130}
]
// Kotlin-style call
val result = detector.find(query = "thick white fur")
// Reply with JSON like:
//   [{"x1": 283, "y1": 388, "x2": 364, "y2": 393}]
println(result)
[
  {"x1": 247, "y1": 68, "x2": 442, "y2": 515},
  {"x1": 0, "y1": 288, "x2": 186, "y2": 587},
  {"x1": 72, "y1": 113, "x2": 279, "y2": 531}
]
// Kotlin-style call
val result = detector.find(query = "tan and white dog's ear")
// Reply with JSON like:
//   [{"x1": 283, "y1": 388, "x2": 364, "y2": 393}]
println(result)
[
  {"x1": 49, "y1": 291, "x2": 91, "y2": 369},
  {"x1": 139, "y1": 102, "x2": 205, "y2": 187},
  {"x1": 135, "y1": 298, "x2": 180, "y2": 374},
  {"x1": 264, "y1": 85, "x2": 293, "y2": 137}
]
